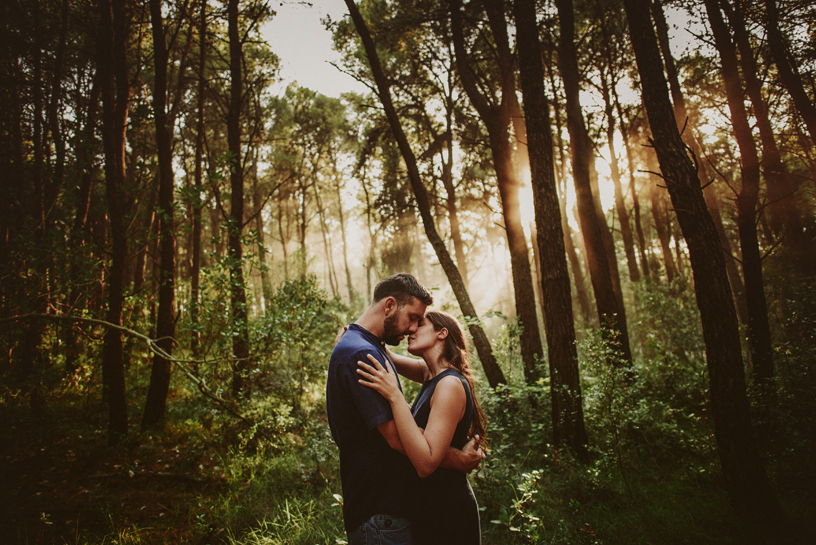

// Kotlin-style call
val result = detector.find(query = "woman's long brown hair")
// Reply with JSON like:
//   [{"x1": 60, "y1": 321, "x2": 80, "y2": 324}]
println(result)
[{"x1": 424, "y1": 310, "x2": 488, "y2": 446}]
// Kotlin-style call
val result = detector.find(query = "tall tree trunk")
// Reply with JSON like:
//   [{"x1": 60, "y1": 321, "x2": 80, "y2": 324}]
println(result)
[
  {"x1": 277, "y1": 202, "x2": 289, "y2": 281},
  {"x1": 624, "y1": 0, "x2": 783, "y2": 528},
  {"x1": 345, "y1": 0, "x2": 505, "y2": 387},
  {"x1": 332, "y1": 159, "x2": 355, "y2": 302},
  {"x1": 315, "y1": 186, "x2": 339, "y2": 297},
  {"x1": 65, "y1": 79, "x2": 101, "y2": 371},
  {"x1": 252, "y1": 148, "x2": 273, "y2": 306},
  {"x1": 614, "y1": 98, "x2": 651, "y2": 281},
  {"x1": 647, "y1": 153, "x2": 678, "y2": 283},
  {"x1": 601, "y1": 67, "x2": 639, "y2": 282},
  {"x1": 450, "y1": 0, "x2": 543, "y2": 382},
  {"x1": 45, "y1": 0, "x2": 69, "y2": 213},
  {"x1": 556, "y1": 0, "x2": 632, "y2": 365},
  {"x1": 227, "y1": 0, "x2": 250, "y2": 396},
  {"x1": 360, "y1": 171, "x2": 376, "y2": 299},
  {"x1": 297, "y1": 177, "x2": 308, "y2": 280},
  {"x1": 548, "y1": 65, "x2": 593, "y2": 322},
  {"x1": 190, "y1": 0, "x2": 207, "y2": 357},
  {"x1": 514, "y1": 0, "x2": 588, "y2": 460},
  {"x1": 143, "y1": 0, "x2": 177, "y2": 427},
  {"x1": 652, "y1": 0, "x2": 748, "y2": 319},
  {"x1": 703, "y1": 0, "x2": 774, "y2": 389},
  {"x1": 441, "y1": 121, "x2": 468, "y2": 290},
  {"x1": 727, "y1": 0, "x2": 812, "y2": 276},
  {"x1": 97, "y1": 0, "x2": 130, "y2": 444}
]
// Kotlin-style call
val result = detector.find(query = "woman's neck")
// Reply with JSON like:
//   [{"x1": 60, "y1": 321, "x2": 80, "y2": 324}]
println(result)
[{"x1": 424, "y1": 350, "x2": 451, "y2": 378}]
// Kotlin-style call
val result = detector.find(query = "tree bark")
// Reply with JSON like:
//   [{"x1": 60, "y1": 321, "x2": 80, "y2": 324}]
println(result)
[
  {"x1": 331, "y1": 157, "x2": 355, "y2": 302},
  {"x1": 227, "y1": 0, "x2": 250, "y2": 396},
  {"x1": 143, "y1": 0, "x2": 177, "y2": 427},
  {"x1": 652, "y1": 0, "x2": 748, "y2": 321},
  {"x1": 624, "y1": 0, "x2": 783, "y2": 527},
  {"x1": 514, "y1": 0, "x2": 589, "y2": 460},
  {"x1": 601, "y1": 66, "x2": 639, "y2": 283},
  {"x1": 450, "y1": 0, "x2": 543, "y2": 382},
  {"x1": 703, "y1": 0, "x2": 774, "y2": 389},
  {"x1": 252, "y1": 148, "x2": 273, "y2": 306},
  {"x1": 345, "y1": 0, "x2": 505, "y2": 387},
  {"x1": 614, "y1": 97, "x2": 651, "y2": 282},
  {"x1": 45, "y1": 0, "x2": 69, "y2": 213},
  {"x1": 726, "y1": 0, "x2": 812, "y2": 277},
  {"x1": 647, "y1": 152, "x2": 678, "y2": 283},
  {"x1": 65, "y1": 78, "x2": 101, "y2": 370},
  {"x1": 441, "y1": 111, "x2": 469, "y2": 291},
  {"x1": 548, "y1": 64, "x2": 594, "y2": 323},
  {"x1": 97, "y1": 0, "x2": 130, "y2": 444},
  {"x1": 764, "y1": 0, "x2": 816, "y2": 147},
  {"x1": 556, "y1": 0, "x2": 632, "y2": 365},
  {"x1": 190, "y1": 0, "x2": 207, "y2": 357}
]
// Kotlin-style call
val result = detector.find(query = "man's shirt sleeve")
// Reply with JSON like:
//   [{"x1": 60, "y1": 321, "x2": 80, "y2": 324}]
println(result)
[{"x1": 342, "y1": 349, "x2": 396, "y2": 431}]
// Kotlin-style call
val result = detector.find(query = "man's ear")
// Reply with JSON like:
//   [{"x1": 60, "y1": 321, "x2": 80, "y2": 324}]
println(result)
[{"x1": 383, "y1": 296, "x2": 397, "y2": 316}]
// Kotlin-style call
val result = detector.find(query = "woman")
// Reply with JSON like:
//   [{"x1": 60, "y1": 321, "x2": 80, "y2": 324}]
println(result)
[{"x1": 356, "y1": 310, "x2": 487, "y2": 545}]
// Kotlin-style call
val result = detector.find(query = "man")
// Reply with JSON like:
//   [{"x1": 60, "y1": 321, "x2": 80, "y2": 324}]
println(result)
[{"x1": 327, "y1": 273, "x2": 483, "y2": 544}]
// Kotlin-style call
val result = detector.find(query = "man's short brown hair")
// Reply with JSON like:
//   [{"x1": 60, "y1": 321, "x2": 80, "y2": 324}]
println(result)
[{"x1": 372, "y1": 273, "x2": 433, "y2": 306}]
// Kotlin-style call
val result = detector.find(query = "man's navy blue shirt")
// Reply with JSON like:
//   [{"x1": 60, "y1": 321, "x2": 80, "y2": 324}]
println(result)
[{"x1": 326, "y1": 323, "x2": 413, "y2": 533}]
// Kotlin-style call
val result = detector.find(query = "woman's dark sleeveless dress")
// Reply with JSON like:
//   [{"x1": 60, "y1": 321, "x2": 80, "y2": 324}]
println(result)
[{"x1": 409, "y1": 368, "x2": 481, "y2": 545}]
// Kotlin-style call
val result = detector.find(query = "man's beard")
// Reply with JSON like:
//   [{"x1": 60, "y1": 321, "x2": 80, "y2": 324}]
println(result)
[{"x1": 382, "y1": 310, "x2": 404, "y2": 346}]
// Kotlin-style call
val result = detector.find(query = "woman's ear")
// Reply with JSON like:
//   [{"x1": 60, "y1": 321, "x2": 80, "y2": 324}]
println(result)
[{"x1": 437, "y1": 328, "x2": 449, "y2": 340}]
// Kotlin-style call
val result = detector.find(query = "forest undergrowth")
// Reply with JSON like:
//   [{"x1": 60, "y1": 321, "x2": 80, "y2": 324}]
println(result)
[{"x1": 1, "y1": 278, "x2": 815, "y2": 545}]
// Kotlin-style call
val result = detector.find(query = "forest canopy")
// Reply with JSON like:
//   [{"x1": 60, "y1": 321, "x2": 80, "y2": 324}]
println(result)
[{"x1": 1, "y1": 0, "x2": 815, "y2": 543}]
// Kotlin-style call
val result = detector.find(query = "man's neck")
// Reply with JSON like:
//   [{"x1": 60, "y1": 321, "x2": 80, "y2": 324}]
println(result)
[{"x1": 355, "y1": 305, "x2": 384, "y2": 340}]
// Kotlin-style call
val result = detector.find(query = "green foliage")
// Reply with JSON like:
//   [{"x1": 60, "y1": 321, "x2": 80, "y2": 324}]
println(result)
[
  {"x1": 472, "y1": 280, "x2": 751, "y2": 545},
  {"x1": 251, "y1": 275, "x2": 343, "y2": 411}
]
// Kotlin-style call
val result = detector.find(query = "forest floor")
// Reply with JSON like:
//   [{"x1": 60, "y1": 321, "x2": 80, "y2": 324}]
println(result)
[
  {"x1": 3, "y1": 389, "x2": 815, "y2": 545},
  {"x1": 0, "y1": 398, "x2": 230, "y2": 544}
]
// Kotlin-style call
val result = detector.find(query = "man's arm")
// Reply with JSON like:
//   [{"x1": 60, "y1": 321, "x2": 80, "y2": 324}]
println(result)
[
  {"x1": 439, "y1": 435, "x2": 484, "y2": 473},
  {"x1": 378, "y1": 420, "x2": 485, "y2": 474},
  {"x1": 377, "y1": 418, "x2": 406, "y2": 454}
]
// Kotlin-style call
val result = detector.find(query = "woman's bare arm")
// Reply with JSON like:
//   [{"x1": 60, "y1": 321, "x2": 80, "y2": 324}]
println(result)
[
  {"x1": 385, "y1": 348, "x2": 429, "y2": 383},
  {"x1": 358, "y1": 355, "x2": 465, "y2": 477}
]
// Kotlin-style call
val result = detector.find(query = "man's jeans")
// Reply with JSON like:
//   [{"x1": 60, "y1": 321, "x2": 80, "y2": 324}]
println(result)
[{"x1": 347, "y1": 514, "x2": 413, "y2": 545}]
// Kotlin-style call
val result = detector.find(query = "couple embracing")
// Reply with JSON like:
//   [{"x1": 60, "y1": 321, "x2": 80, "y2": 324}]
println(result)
[{"x1": 327, "y1": 273, "x2": 487, "y2": 545}]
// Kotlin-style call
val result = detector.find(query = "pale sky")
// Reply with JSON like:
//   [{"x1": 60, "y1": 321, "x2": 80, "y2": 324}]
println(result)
[{"x1": 261, "y1": 1, "x2": 369, "y2": 98}]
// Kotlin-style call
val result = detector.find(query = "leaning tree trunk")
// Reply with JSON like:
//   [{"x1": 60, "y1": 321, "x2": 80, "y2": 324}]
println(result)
[
  {"x1": 556, "y1": 0, "x2": 632, "y2": 365},
  {"x1": 514, "y1": 0, "x2": 589, "y2": 461},
  {"x1": 764, "y1": 0, "x2": 816, "y2": 147},
  {"x1": 97, "y1": 0, "x2": 130, "y2": 444},
  {"x1": 143, "y1": 0, "x2": 177, "y2": 427},
  {"x1": 726, "y1": 0, "x2": 813, "y2": 278},
  {"x1": 624, "y1": 0, "x2": 783, "y2": 529},
  {"x1": 703, "y1": 0, "x2": 774, "y2": 390},
  {"x1": 345, "y1": 0, "x2": 505, "y2": 388},
  {"x1": 227, "y1": 0, "x2": 250, "y2": 396}
]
